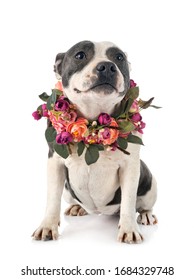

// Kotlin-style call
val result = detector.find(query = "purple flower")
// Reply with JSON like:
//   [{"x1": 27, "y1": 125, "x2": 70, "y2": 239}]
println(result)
[
  {"x1": 32, "y1": 110, "x2": 42, "y2": 120},
  {"x1": 56, "y1": 131, "x2": 73, "y2": 144},
  {"x1": 137, "y1": 121, "x2": 146, "y2": 134},
  {"x1": 130, "y1": 79, "x2": 137, "y2": 88},
  {"x1": 42, "y1": 104, "x2": 49, "y2": 117},
  {"x1": 55, "y1": 99, "x2": 69, "y2": 111},
  {"x1": 42, "y1": 104, "x2": 47, "y2": 110},
  {"x1": 131, "y1": 113, "x2": 142, "y2": 122},
  {"x1": 101, "y1": 128, "x2": 111, "y2": 139},
  {"x1": 98, "y1": 113, "x2": 111, "y2": 125},
  {"x1": 110, "y1": 142, "x2": 118, "y2": 151}
]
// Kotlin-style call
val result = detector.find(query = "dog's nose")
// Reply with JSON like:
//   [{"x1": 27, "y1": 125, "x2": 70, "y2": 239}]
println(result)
[{"x1": 96, "y1": 62, "x2": 117, "y2": 74}]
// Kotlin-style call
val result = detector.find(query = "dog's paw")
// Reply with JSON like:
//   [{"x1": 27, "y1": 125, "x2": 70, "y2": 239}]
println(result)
[
  {"x1": 137, "y1": 211, "x2": 158, "y2": 225},
  {"x1": 118, "y1": 228, "x2": 143, "y2": 244},
  {"x1": 117, "y1": 220, "x2": 143, "y2": 244},
  {"x1": 32, "y1": 220, "x2": 59, "y2": 241},
  {"x1": 64, "y1": 204, "x2": 88, "y2": 216}
]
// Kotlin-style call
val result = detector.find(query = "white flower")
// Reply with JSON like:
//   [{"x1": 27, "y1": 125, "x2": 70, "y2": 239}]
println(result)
[
  {"x1": 106, "y1": 146, "x2": 112, "y2": 152},
  {"x1": 92, "y1": 121, "x2": 97, "y2": 126}
]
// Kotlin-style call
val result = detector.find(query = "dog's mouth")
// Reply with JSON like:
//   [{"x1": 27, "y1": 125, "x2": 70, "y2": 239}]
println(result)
[
  {"x1": 74, "y1": 83, "x2": 117, "y2": 94},
  {"x1": 90, "y1": 83, "x2": 117, "y2": 91}
]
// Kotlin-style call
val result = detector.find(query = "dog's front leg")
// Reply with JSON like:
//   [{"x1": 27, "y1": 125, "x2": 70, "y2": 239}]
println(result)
[
  {"x1": 118, "y1": 157, "x2": 143, "y2": 244},
  {"x1": 32, "y1": 154, "x2": 65, "y2": 241}
]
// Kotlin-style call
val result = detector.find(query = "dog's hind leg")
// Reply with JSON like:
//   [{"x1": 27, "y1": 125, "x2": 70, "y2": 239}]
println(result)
[
  {"x1": 64, "y1": 204, "x2": 88, "y2": 216},
  {"x1": 63, "y1": 188, "x2": 88, "y2": 216},
  {"x1": 137, "y1": 210, "x2": 158, "y2": 225},
  {"x1": 136, "y1": 176, "x2": 158, "y2": 225}
]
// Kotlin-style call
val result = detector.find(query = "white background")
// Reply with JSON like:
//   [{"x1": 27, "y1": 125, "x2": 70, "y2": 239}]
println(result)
[{"x1": 0, "y1": 0, "x2": 194, "y2": 279}]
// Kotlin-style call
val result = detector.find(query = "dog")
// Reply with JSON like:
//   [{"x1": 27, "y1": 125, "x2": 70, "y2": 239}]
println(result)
[{"x1": 32, "y1": 40, "x2": 157, "y2": 243}]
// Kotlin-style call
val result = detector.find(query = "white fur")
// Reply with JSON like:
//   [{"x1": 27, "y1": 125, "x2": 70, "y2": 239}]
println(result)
[
  {"x1": 33, "y1": 154, "x2": 65, "y2": 240},
  {"x1": 63, "y1": 42, "x2": 125, "y2": 120}
]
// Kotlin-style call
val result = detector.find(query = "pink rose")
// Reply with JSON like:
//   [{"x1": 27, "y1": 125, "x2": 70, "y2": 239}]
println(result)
[
  {"x1": 48, "y1": 111, "x2": 67, "y2": 133},
  {"x1": 101, "y1": 127, "x2": 111, "y2": 139},
  {"x1": 129, "y1": 100, "x2": 139, "y2": 113},
  {"x1": 60, "y1": 111, "x2": 77, "y2": 124},
  {"x1": 99, "y1": 118, "x2": 119, "y2": 145}
]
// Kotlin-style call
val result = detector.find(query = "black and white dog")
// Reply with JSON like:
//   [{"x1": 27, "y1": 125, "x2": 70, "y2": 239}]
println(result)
[{"x1": 33, "y1": 41, "x2": 157, "y2": 243}]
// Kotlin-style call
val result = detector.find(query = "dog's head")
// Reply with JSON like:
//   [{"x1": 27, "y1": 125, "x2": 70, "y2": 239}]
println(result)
[{"x1": 54, "y1": 41, "x2": 131, "y2": 118}]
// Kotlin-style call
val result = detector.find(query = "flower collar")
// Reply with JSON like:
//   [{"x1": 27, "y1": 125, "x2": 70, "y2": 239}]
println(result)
[{"x1": 32, "y1": 80, "x2": 159, "y2": 165}]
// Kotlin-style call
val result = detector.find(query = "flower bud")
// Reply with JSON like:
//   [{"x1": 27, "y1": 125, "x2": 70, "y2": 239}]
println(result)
[
  {"x1": 32, "y1": 111, "x2": 42, "y2": 120},
  {"x1": 98, "y1": 113, "x2": 111, "y2": 125}
]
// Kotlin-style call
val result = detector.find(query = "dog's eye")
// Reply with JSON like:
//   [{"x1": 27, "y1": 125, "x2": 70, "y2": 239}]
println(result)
[
  {"x1": 116, "y1": 53, "x2": 124, "y2": 61},
  {"x1": 75, "y1": 51, "x2": 86, "y2": 60}
]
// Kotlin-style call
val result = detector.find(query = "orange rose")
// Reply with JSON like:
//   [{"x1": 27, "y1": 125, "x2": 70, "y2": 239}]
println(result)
[
  {"x1": 66, "y1": 117, "x2": 88, "y2": 142},
  {"x1": 99, "y1": 118, "x2": 119, "y2": 145}
]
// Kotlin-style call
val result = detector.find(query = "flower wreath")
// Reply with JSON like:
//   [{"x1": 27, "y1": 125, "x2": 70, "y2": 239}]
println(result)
[{"x1": 32, "y1": 79, "x2": 159, "y2": 165}]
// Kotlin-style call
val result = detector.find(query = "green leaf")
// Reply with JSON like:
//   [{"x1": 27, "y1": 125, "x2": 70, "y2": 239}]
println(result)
[
  {"x1": 119, "y1": 120, "x2": 135, "y2": 133},
  {"x1": 114, "y1": 87, "x2": 140, "y2": 118},
  {"x1": 39, "y1": 92, "x2": 50, "y2": 102},
  {"x1": 77, "y1": 141, "x2": 85, "y2": 156},
  {"x1": 127, "y1": 86, "x2": 139, "y2": 100},
  {"x1": 85, "y1": 145, "x2": 99, "y2": 165},
  {"x1": 127, "y1": 134, "x2": 144, "y2": 145},
  {"x1": 138, "y1": 97, "x2": 155, "y2": 109},
  {"x1": 115, "y1": 96, "x2": 138, "y2": 120},
  {"x1": 113, "y1": 100, "x2": 126, "y2": 118},
  {"x1": 53, "y1": 142, "x2": 70, "y2": 159},
  {"x1": 45, "y1": 126, "x2": 57, "y2": 143},
  {"x1": 52, "y1": 88, "x2": 63, "y2": 96},
  {"x1": 124, "y1": 98, "x2": 134, "y2": 114},
  {"x1": 117, "y1": 137, "x2": 128, "y2": 150},
  {"x1": 47, "y1": 91, "x2": 57, "y2": 110},
  {"x1": 150, "y1": 105, "x2": 162, "y2": 109},
  {"x1": 37, "y1": 104, "x2": 43, "y2": 112},
  {"x1": 94, "y1": 144, "x2": 104, "y2": 151}
]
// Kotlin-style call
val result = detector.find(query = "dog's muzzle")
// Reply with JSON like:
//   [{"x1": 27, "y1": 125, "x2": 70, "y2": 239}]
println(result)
[{"x1": 91, "y1": 61, "x2": 118, "y2": 94}]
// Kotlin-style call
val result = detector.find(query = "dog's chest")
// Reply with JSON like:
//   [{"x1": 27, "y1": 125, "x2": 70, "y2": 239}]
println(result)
[{"x1": 64, "y1": 149, "x2": 121, "y2": 213}]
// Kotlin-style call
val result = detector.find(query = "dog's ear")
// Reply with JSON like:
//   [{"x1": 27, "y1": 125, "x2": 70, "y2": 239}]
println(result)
[{"x1": 54, "y1": 52, "x2": 66, "y2": 78}]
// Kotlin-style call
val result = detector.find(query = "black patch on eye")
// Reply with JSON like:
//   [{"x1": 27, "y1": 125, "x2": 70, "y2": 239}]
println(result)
[
  {"x1": 106, "y1": 47, "x2": 130, "y2": 95},
  {"x1": 116, "y1": 53, "x2": 124, "y2": 61},
  {"x1": 75, "y1": 51, "x2": 86, "y2": 60},
  {"x1": 61, "y1": 41, "x2": 95, "y2": 87}
]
